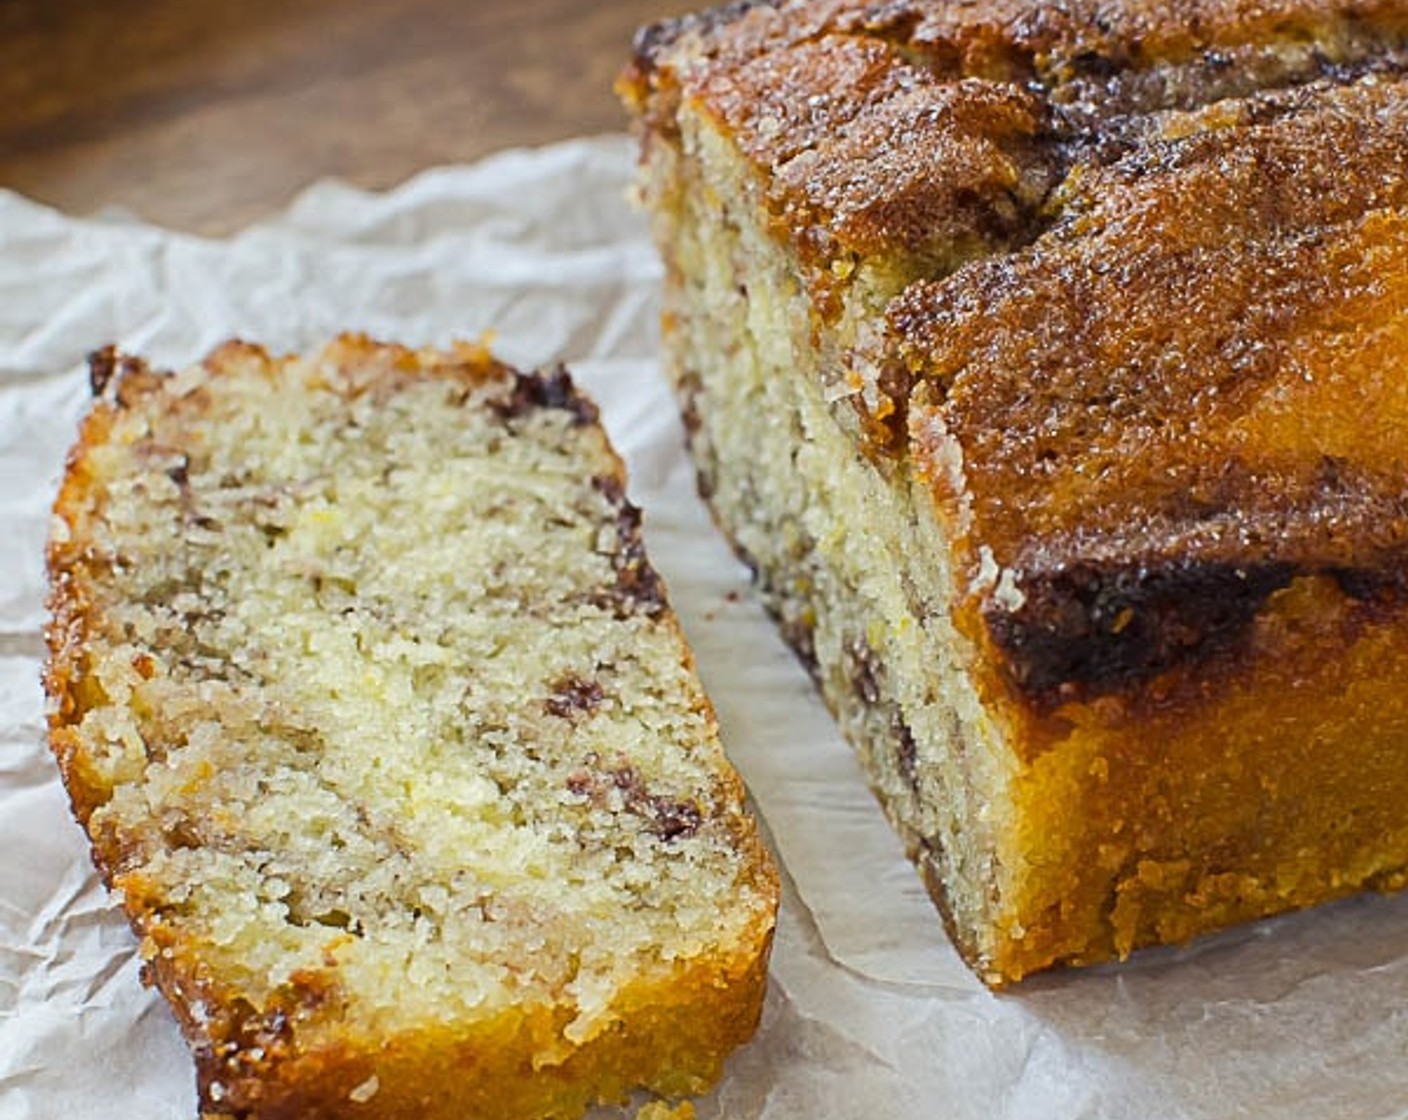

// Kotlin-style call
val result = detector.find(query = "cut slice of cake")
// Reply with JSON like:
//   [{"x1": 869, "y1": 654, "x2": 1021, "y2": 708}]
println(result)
[
  {"x1": 621, "y1": 0, "x2": 1408, "y2": 985},
  {"x1": 45, "y1": 335, "x2": 778, "y2": 1118}
]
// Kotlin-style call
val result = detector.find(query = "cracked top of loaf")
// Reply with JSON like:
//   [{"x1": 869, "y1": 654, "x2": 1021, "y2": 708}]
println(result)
[
  {"x1": 623, "y1": 0, "x2": 1408, "y2": 719},
  {"x1": 624, "y1": 0, "x2": 1408, "y2": 274}
]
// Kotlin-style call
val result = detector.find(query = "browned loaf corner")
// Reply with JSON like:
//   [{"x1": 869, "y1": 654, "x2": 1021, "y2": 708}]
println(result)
[
  {"x1": 621, "y1": 0, "x2": 1408, "y2": 985},
  {"x1": 45, "y1": 335, "x2": 778, "y2": 1118}
]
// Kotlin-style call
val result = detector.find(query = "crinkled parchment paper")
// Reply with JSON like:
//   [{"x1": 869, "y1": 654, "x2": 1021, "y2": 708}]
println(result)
[{"x1": 1, "y1": 136, "x2": 1404, "y2": 1120}]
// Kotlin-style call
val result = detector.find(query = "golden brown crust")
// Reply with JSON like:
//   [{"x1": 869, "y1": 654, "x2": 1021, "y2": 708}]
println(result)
[
  {"x1": 134, "y1": 903, "x2": 773, "y2": 1120},
  {"x1": 901, "y1": 73, "x2": 1408, "y2": 710},
  {"x1": 625, "y1": 6, "x2": 1061, "y2": 287},
  {"x1": 624, "y1": 0, "x2": 1408, "y2": 287}
]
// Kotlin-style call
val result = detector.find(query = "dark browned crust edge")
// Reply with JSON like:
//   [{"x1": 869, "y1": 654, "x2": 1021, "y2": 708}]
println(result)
[
  {"x1": 491, "y1": 364, "x2": 601, "y2": 427},
  {"x1": 984, "y1": 559, "x2": 1297, "y2": 710},
  {"x1": 628, "y1": 0, "x2": 781, "y2": 77},
  {"x1": 985, "y1": 554, "x2": 1408, "y2": 713}
]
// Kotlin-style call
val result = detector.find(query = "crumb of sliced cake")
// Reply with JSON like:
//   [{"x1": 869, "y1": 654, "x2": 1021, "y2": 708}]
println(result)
[{"x1": 46, "y1": 334, "x2": 779, "y2": 1118}]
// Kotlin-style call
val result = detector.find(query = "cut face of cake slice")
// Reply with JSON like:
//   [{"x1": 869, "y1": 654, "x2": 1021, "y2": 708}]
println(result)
[
  {"x1": 45, "y1": 335, "x2": 778, "y2": 1117},
  {"x1": 621, "y1": 0, "x2": 1408, "y2": 984}
]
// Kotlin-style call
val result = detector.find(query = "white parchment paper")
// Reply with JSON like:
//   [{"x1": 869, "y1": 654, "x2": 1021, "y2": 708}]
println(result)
[{"x1": 1, "y1": 136, "x2": 1405, "y2": 1120}]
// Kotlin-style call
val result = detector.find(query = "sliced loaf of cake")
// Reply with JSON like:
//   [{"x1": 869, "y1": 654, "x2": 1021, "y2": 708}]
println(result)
[{"x1": 622, "y1": 0, "x2": 1408, "y2": 985}]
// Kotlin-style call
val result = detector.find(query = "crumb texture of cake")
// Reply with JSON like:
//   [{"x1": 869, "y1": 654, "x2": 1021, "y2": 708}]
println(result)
[
  {"x1": 45, "y1": 335, "x2": 778, "y2": 1119},
  {"x1": 622, "y1": 0, "x2": 1408, "y2": 984}
]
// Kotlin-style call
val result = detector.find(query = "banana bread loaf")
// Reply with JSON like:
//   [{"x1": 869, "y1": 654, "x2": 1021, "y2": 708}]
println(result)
[
  {"x1": 45, "y1": 335, "x2": 778, "y2": 1117},
  {"x1": 621, "y1": 0, "x2": 1408, "y2": 985}
]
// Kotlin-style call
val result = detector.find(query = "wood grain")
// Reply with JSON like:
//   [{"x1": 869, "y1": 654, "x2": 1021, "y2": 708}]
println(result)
[{"x1": 0, "y1": 0, "x2": 691, "y2": 234}]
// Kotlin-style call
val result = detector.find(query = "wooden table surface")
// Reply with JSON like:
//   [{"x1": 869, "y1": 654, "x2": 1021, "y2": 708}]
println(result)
[{"x1": 0, "y1": 0, "x2": 691, "y2": 235}]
